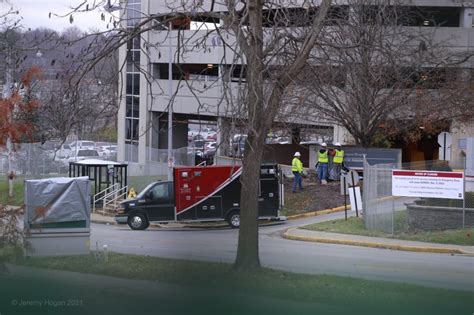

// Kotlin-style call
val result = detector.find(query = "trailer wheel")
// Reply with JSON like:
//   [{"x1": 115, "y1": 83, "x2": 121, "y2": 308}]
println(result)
[
  {"x1": 127, "y1": 213, "x2": 149, "y2": 230},
  {"x1": 227, "y1": 211, "x2": 240, "y2": 229}
]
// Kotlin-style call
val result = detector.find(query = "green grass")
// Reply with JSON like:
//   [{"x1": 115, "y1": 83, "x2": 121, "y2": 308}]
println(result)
[
  {"x1": 4, "y1": 252, "x2": 472, "y2": 315},
  {"x1": 0, "y1": 178, "x2": 25, "y2": 206},
  {"x1": 303, "y1": 214, "x2": 474, "y2": 246}
]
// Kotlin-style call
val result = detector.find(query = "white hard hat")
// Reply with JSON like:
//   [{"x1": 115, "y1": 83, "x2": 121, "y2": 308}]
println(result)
[
  {"x1": 335, "y1": 142, "x2": 341, "y2": 146},
  {"x1": 294, "y1": 151, "x2": 301, "y2": 157},
  {"x1": 321, "y1": 143, "x2": 327, "y2": 147}
]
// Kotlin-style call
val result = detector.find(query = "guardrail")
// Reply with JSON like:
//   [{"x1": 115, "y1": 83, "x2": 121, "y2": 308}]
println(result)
[{"x1": 93, "y1": 184, "x2": 128, "y2": 214}]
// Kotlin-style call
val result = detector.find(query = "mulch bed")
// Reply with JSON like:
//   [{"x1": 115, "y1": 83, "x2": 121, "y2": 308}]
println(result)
[{"x1": 282, "y1": 176, "x2": 347, "y2": 216}]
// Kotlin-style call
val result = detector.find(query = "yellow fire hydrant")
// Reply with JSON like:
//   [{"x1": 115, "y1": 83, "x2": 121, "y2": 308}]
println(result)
[{"x1": 127, "y1": 187, "x2": 137, "y2": 199}]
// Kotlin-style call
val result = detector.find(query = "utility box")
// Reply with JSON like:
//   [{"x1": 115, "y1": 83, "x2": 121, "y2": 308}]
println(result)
[
  {"x1": 467, "y1": 137, "x2": 474, "y2": 177},
  {"x1": 24, "y1": 177, "x2": 91, "y2": 256}
]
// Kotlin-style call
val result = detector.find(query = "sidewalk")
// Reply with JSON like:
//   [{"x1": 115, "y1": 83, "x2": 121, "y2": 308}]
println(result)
[
  {"x1": 283, "y1": 227, "x2": 474, "y2": 255},
  {"x1": 91, "y1": 212, "x2": 116, "y2": 225}
]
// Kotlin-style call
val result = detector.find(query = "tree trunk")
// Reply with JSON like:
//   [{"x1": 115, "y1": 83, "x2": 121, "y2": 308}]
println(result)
[
  {"x1": 233, "y1": 0, "x2": 265, "y2": 271},
  {"x1": 234, "y1": 133, "x2": 265, "y2": 270},
  {"x1": 232, "y1": 0, "x2": 332, "y2": 271}
]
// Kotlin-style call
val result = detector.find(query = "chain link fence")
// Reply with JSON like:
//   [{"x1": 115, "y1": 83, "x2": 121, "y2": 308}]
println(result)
[
  {"x1": 124, "y1": 144, "x2": 195, "y2": 177},
  {"x1": 0, "y1": 143, "x2": 195, "y2": 178},
  {"x1": 363, "y1": 158, "x2": 473, "y2": 234},
  {"x1": 0, "y1": 143, "x2": 70, "y2": 180},
  {"x1": 0, "y1": 142, "x2": 121, "y2": 178},
  {"x1": 1, "y1": 142, "x2": 198, "y2": 204}
]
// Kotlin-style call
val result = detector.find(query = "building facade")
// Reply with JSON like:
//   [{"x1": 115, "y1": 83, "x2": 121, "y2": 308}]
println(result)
[{"x1": 117, "y1": 1, "x2": 474, "y2": 173}]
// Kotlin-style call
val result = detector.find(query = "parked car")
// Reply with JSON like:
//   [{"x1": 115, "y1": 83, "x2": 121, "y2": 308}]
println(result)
[
  {"x1": 69, "y1": 140, "x2": 95, "y2": 151},
  {"x1": 204, "y1": 141, "x2": 217, "y2": 156},
  {"x1": 63, "y1": 149, "x2": 100, "y2": 165},
  {"x1": 230, "y1": 135, "x2": 247, "y2": 157},
  {"x1": 188, "y1": 127, "x2": 217, "y2": 142},
  {"x1": 97, "y1": 145, "x2": 117, "y2": 157},
  {"x1": 56, "y1": 143, "x2": 73, "y2": 159}
]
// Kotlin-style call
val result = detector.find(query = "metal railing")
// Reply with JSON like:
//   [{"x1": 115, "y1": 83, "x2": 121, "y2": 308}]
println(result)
[{"x1": 93, "y1": 184, "x2": 128, "y2": 215}]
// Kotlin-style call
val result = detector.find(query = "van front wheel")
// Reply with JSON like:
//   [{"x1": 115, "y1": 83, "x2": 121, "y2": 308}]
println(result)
[
  {"x1": 127, "y1": 213, "x2": 149, "y2": 230},
  {"x1": 227, "y1": 211, "x2": 240, "y2": 229}
]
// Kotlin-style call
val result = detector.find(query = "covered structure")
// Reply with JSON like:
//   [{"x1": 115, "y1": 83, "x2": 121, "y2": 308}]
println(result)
[{"x1": 68, "y1": 159, "x2": 128, "y2": 197}]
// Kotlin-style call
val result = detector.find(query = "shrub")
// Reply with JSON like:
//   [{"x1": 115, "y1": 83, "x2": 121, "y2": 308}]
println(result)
[
  {"x1": 0, "y1": 205, "x2": 27, "y2": 273},
  {"x1": 422, "y1": 192, "x2": 474, "y2": 208}
]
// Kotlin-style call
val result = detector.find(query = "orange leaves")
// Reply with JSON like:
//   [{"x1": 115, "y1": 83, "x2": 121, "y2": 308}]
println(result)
[
  {"x1": 0, "y1": 67, "x2": 42, "y2": 146},
  {"x1": 33, "y1": 205, "x2": 50, "y2": 222},
  {"x1": 20, "y1": 66, "x2": 42, "y2": 87}
]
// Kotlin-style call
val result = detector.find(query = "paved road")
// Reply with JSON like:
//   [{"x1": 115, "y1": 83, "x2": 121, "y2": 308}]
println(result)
[{"x1": 91, "y1": 212, "x2": 474, "y2": 291}]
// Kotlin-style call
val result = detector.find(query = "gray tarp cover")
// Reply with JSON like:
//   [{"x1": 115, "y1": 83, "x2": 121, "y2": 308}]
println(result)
[{"x1": 25, "y1": 177, "x2": 90, "y2": 225}]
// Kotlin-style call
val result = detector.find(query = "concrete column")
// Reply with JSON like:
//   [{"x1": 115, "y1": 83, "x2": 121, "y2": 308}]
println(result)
[
  {"x1": 117, "y1": 45, "x2": 127, "y2": 162},
  {"x1": 217, "y1": 117, "x2": 232, "y2": 158},
  {"x1": 333, "y1": 124, "x2": 355, "y2": 145},
  {"x1": 460, "y1": 7, "x2": 474, "y2": 28},
  {"x1": 467, "y1": 138, "x2": 474, "y2": 176},
  {"x1": 137, "y1": 0, "x2": 150, "y2": 166}
]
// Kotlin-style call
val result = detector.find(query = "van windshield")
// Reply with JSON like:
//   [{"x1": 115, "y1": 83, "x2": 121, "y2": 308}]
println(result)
[{"x1": 136, "y1": 182, "x2": 156, "y2": 199}]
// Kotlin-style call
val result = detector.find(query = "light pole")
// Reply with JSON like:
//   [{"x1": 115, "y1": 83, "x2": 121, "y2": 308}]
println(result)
[{"x1": 167, "y1": 22, "x2": 174, "y2": 180}]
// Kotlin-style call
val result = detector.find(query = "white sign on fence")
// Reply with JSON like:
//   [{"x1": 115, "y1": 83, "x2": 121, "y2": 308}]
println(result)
[
  {"x1": 349, "y1": 186, "x2": 362, "y2": 213},
  {"x1": 392, "y1": 170, "x2": 464, "y2": 200}
]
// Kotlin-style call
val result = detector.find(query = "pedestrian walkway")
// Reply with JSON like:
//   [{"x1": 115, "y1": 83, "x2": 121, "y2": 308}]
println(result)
[{"x1": 283, "y1": 227, "x2": 474, "y2": 255}]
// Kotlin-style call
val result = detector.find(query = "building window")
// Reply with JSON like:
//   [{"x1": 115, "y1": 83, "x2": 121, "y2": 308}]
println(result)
[
  {"x1": 127, "y1": 1, "x2": 142, "y2": 27},
  {"x1": 400, "y1": 6, "x2": 461, "y2": 27},
  {"x1": 125, "y1": 118, "x2": 139, "y2": 141},
  {"x1": 126, "y1": 73, "x2": 140, "y2": 95},
  {"x1": 152, "y1": 63, "x2": 219, "y2": 80},
  {"x1": 126, "y1": 96, "x2": 140, "y2": 118}
]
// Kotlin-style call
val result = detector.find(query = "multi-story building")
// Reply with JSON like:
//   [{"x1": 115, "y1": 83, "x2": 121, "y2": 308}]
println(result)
[{"x1": 117, "y1": 1, "x2": 473, "y2": 174}]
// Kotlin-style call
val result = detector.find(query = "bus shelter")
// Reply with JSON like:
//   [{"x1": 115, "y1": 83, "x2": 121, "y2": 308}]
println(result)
[{"x1": 68, "y1": 159, "x2": 128, "y2": 198}]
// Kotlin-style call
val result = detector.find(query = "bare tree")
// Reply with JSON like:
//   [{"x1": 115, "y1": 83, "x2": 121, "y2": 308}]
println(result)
[
  {"x1": 14, "y1": 28, "x2": 119, "y2": 143},
  {"x1": 293, "y1": 0, "x2": 474, "y2": 146},
  {"x1": 217, "y1": 0, "x2": 332, "y2": 270},
  {"x1": 53, "y1": 0, "x2": 334, "y2": 270}
]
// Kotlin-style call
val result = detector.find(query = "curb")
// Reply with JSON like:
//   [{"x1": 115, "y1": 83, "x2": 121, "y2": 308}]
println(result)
[
  {"x1": 282, "y1": 229, "x2": 472, "y2": 255},
  {"x1": 286, "y1": 205, "x2": 350, "y2": 220},
  {"x1": 91, "y1": 205, "x2": 350, "y2": 225},
  {"x1": 91, "y1": 219, "x2": 116, "y2": 225}
]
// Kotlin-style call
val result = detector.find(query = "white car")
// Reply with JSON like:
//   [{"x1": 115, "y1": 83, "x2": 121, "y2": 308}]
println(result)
[
  {"x1": 56, "y1": 143, "x2": 73, "y2": 159},
  {"x1": 64, "y1": 149, "x2": 100, "y2": 165},
  {"x1": 97, "y1": 145, "x2": 117, "y2": 157},
  {"x1": 69, "y1": 140, "x2": 95, "y2": 151}
]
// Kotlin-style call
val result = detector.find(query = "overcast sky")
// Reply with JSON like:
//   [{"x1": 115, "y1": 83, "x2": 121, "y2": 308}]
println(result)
[{"x1": 1, "y1": 0, "x2": 112, "y2": 32}]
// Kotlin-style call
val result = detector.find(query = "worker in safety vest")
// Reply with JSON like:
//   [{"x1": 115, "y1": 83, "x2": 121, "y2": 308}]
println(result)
[
  {"x1": 291, "y1": 151, "x2": 304, "y2": 193},
  {"x1": 330, "y1": 142, "x2": 345, "y2": 180},
  {"x1": 315, "y1": 143, "x2": 329, "y2": 184}
]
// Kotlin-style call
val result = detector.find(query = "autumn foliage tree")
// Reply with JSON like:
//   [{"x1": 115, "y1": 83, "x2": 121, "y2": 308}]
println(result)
[{"x1": 0, "y1": 67, "x2": 41, "y2": 197}]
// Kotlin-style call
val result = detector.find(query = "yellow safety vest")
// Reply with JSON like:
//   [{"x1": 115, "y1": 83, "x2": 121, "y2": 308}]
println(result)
[
  {"x1": 292, "y1": 157, "x2": 303, "y2": 173},
  {"x1": 318, "y1": 151, "x2": 328, "y2": 163},
  {"x1": 333, "y1": 149, "x2": 344, "y2": 164}
]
